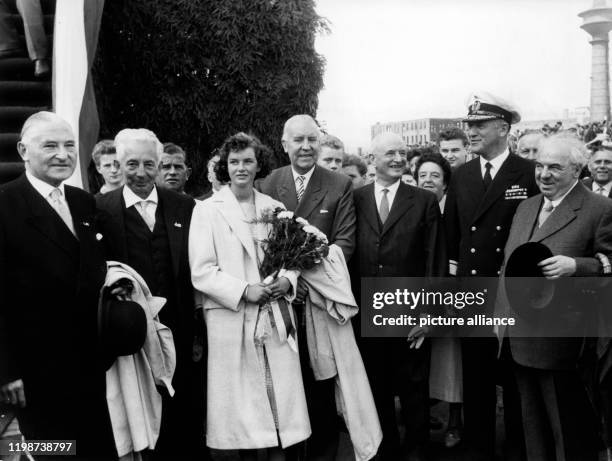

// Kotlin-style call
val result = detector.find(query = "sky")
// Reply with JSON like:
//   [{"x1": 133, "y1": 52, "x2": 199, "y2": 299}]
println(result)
[{"x1": 314, "y1": 0, "x2": 594, "y2": 151}]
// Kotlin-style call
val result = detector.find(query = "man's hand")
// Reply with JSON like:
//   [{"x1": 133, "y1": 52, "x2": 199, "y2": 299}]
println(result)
[
  {"x1": 538, "y1": 255, "x2": 576, "y2": 279},
  {"x1": 294, "y1": 278, "x2": 308, "y2": 304},
  {"x1": 407, "y1": 325, "x2": 429, "y2": 349},
  {"x1": 243, "y1": 283, "x2": 272, "y2": 304},
  {"x1": 267, "y1": 276, "x2": 291, "y2": 299},
  {"x1": 1, "y1": 379, "x2": 26, "y2": 408}
]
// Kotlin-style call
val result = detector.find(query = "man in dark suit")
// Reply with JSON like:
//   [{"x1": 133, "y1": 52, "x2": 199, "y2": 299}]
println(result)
[
  {"x1": 0, "y1": 112, "x2": 115, "y2": 458},
  {"x1": 353, "y1": 132, "x2": 446, "y2": 460},
  {"x1": 444, "y1": 92, "x2": 539, "y2": 460},
  {"x1": 258, "y1": 114, "x2": 355, "y2": 460},
  {"x1": 583, "y1": 146, "x2": 612, "y2": 198},
  {"x1": 96, "y1": 128, "x2": 203, "y2": 461},
  {"x1": 496, "y1": 134, "x2": 612, "y2": 461}
]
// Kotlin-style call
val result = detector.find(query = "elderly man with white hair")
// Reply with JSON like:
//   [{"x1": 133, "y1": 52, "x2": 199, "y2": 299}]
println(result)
[
  {"x1": 96, "y1": 128, "x2": 205, "y2": 460},
  {"x1": 495, "y1": 134, "x2": 612, "y2": 461},
  {"x1": 0, "y1": 111, "x2": 116, "y2": 457}
]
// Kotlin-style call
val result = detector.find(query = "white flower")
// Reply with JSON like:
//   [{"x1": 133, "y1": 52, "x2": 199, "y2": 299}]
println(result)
[
  {"x1": 277, "y1": 211, "x2": 294, "y2": 220},
  {"x1": 303, "y1": 225, "x2": 318, "y2": 234},
  {"x1": 295, "y1": 217, "x2": 309, "y2": 226}
]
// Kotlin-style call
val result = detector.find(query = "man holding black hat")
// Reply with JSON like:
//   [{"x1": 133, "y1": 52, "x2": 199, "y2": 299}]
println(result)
[
  {"x1": 496, "y1": 134, "x2": 612, "y2": 461},
  {"x1": 444, "y1": 92, "x2": 539, "y2": 460}
]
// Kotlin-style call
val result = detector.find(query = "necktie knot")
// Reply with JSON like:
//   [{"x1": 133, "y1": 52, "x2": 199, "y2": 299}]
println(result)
[
  {"x1": 543, "y1": 201, "x2": 554, "y2": 212},
  {"x1": 599, "y1": 186, "x2": 607, "y2": 196},
  {"x1": 50, "y1": 188, "x2": 62, "y2": 202},
  {"x1": 485, "y1": 162, "x2": 492, "y2": 171}
]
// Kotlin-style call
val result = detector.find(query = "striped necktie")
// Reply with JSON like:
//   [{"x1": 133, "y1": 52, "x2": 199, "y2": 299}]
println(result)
[
  {"x1": 296, "y1": 175, "x2": 305, "y2": 202},
  {"x1": 379, "y1": 188, "x2": 390, "y2": 224}
]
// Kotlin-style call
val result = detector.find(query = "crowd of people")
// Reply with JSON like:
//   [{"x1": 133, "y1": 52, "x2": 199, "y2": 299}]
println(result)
[{"x1": 1, "y1": 90, "x2": 612, "y2": 461}]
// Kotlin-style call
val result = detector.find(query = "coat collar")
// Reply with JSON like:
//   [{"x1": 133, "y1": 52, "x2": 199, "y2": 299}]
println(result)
[
  {"x1": 359, "y1": 182, "x2": 415, "y2": 236},
  {"x1": 472, "y1": 154, "x2": 525, "y2": 223},
  {"x1": 20, "y1": 175, "x2": 79, "y2": 259},
  {"x1": 213, "y1": 186, "x2": 273, "y2": 264},
  {"x1": 530, "y1": 182, "x2": 587, "y2": 242}
]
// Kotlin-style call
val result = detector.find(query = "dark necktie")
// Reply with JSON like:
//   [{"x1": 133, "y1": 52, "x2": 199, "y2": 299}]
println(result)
[{"x1": 483, "y1": 162, "x2": 493, "y2": 190}]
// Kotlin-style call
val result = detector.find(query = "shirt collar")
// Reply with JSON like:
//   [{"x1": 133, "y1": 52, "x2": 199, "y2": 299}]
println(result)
[
  {"x1": 123, "y1": 185, "x2": 158, "y2": 209},
  {"x1": 291, "y1": 165, "x2": 316, "y2": 183},
  {"x1": 593, "y1": 180, "x2": 612, "y2": 193},
  {"x1": 374, "y1": 178, "x2": 401, "y2": 195},
  {"x1": 480, "y1": 148, "x2": 510, "y2": 172},
  {"x1": 546, "y1": 180, "x2": 579, "y2": 208},
  {"x1": 26, "y1": 170, "x2": 65, "y2": 199}
]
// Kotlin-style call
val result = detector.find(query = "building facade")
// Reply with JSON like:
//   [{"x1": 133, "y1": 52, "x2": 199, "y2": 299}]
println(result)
[{"x1": 371, "y1": 118, "x2": 463, "y2": 145}]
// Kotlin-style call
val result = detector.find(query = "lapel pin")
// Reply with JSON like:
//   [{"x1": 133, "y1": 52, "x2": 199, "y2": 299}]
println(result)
[
  {"x1": 96, "y1": 233, "x2": 103, "y2": 241},
  {"x1": 174, "y1": 222, "x2": 182, "y2": 228},
  {"x1": 82, "y1": 221, "x2": 90, "y2": 227}
]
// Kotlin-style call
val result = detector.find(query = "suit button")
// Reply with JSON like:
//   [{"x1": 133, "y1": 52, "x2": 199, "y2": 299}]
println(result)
[
  {"x1": 496, "y1": 248, "x2": 501, "y2": 253},
  {"x1": 471, "y1": 226, "x2": 476, "y2": 231},
  {"x1": 470, "y1": 248, "x2": 476, "y2": 254},
  {"x1": 496, "y1": 226, "x2": 501, "y2": 231},
  {"x1": 497, "y1": 270, "x2": 501, "y2": 275},
  {"x1": 471, "y1": 269, "x2": 477, "y2": 275},
  {"x1": 378, "y1": 264, "x2": 383, "y2": 269}
]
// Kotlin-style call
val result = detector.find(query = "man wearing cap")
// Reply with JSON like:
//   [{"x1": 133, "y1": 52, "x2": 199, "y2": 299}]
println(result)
[
  {"x1": 0, "y1": 111, "x2": 115, "y2": 457},
  {"x1": 444, "y1": 92, "x2": 539, "y2": 460},
  {"x1": 584, "y1": 145, "x2": 612, "y2": 198},
  {"x1": 496, "y1": 134, "x2": 612, "y2": 461}
]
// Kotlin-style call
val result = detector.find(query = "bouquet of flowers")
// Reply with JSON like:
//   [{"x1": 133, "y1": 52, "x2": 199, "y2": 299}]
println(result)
[
  {"x1": 251, "y1": 207, "x2": 329, "y2": 352},
  {"x1": 256, "y1": 207, "x2": 330, "y2": 283}
]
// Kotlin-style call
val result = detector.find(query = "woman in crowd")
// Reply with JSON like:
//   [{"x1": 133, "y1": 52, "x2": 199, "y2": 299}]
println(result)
[
  {"x1": 415, "y1": 153, "x2": 463, "y2": 448},
  {"x1": 189, "y1": 132, "x2": 310, "y2": 460}
]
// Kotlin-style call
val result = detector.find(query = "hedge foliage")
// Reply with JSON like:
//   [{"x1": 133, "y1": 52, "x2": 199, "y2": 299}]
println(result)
[{"x1": 93, "y1": 0, "x2": 328, "y2": 195}]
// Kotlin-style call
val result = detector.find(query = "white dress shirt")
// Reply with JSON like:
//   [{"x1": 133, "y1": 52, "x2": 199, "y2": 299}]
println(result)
[
  {"x1": 291, "y1": 166, "x2": 316, "y2": 194},
  {"x1": 544, "y1": 180, "x2": 579, "y2": 211},
  {"x1": 480, "y1": 149, "x2": 510, "y2": 180},
  {"x1": 591, "y1": 180, "x2": 612, "y2": 196},
  {"x1": 123, "y1": 186, "x2": 159, "y2": 230},
  {"x1": 374, "y1": 179, "x2": 401, "y2": 212},
  {"x1": 26, "y1": 171, "x2": 75, "y2": 234}
]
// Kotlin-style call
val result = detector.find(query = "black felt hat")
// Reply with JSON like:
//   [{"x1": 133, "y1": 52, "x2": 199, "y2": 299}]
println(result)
[
  {"x1": 98, "y1": 285, "x2": 147, "y2": 370},
  {"x1": 505, "y1": 242, "x2": 555, "y2": 318}
]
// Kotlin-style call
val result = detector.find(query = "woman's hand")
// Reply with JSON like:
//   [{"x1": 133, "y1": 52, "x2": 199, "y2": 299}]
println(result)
[
  {"x1": 267, "y1": 276, "x2": 291, "y2": 298},
  {"x1": 243, "y1": 283, "x2": 272, "y2": 304}
]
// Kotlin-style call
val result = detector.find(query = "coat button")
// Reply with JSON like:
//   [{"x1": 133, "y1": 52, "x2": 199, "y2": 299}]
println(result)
[
  {"x1": 497, "y1": 270, "x2": 501, "y2": 275},
  {"x1": 471, "y1": 269, "x2": 477, "y2": 275},
  {"x1": 470, "y1": 248, "x2": 476, "y2": 254},
  {"x1": 471, "y1": 226, "x2": 476, "y2": 231},
  {"x1": 496, "y1": 226, "x2": 501, "y2": 231},
  {"x1": 378, "y1": 264, "x2": 383, "y2": 269},
  {"x1": 496, "y1": 248, "x2": 501, "y2": 253}
]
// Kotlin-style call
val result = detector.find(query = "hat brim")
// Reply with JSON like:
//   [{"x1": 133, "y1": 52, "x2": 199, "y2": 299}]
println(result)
[{"x1": 462, "y1": 114, "x2": 501, "y2": 123}]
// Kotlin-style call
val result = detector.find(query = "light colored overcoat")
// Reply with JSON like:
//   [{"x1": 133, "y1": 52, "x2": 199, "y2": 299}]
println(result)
[{"x1": 189, "y1": 186, "x2": 310, "y2": 449}]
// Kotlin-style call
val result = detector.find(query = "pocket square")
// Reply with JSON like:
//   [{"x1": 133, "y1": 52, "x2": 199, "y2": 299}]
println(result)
[{"x1": 319, "y1": 209, "x2": 329, "y2": 214}]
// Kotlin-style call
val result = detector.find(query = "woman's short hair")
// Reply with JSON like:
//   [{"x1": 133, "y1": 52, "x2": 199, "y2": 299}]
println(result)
[
  {"x1": 215, "y1": 132, "x2": 271, "y2": 183},
  {"x1": 415, "y1": 153, "x2": 452, "y2": 186},
  {"x1": 91, "y1": 140, "x2": 116, "y2": 167}
]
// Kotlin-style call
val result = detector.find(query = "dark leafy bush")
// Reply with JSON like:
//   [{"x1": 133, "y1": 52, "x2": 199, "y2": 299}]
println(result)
[{"x1": 93, "y1": 0, "x2": 327, "y2": 195}]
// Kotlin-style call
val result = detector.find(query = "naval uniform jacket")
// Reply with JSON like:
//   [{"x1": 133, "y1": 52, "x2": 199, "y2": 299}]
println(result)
[{"x1": 445, "y1": 154, "x2": 538, "y2": 277}]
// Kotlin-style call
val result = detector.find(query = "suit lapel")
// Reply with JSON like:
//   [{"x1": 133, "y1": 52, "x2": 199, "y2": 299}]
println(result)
[
  {"x1": 107, "y1": 187, "x2": 129, "y2": 259},
  {"x1": 360, "y1": 184, "x2": 381, "y2": 235},
  {"x1": 296, "y1": 166, "x2": 325, "y2": 219},
  {"x1": 531, "y1": 184, "x2": 584, "y2": 242},
  {"x1": 22, "y1": 177, "x2": 79, "y2": 259},
  {"x1": 473, "y1": 155, "x2": 522, "y2": 223},
  {"x1": 276, "y1": 167, "x2": 298, "y2": 212},
  {"x1": 216, "y1": 187, "x2": 258, "y2": 263},
  {"x1": 381, "y1": 182, "x2": 415, "y2": 237},
  {"x1": 159, "y1": 188, "x2": 184, "y2": 277}
]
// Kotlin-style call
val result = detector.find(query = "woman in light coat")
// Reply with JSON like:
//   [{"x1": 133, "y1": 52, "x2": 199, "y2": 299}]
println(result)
[{"x1": 189, "y1": 133, "x2": 310, "y2": 460}]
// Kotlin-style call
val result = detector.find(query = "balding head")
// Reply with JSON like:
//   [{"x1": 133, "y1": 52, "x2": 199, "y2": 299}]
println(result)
[
  {"x1": 370, "y1": 133, "x2": 407, "y2": 186},
  {"x1": 17, "y1": 111, "x2": 77, "y2": 187},
  {"x1": 281, "y1": 114, "x2": 321, "y2": 174}
]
